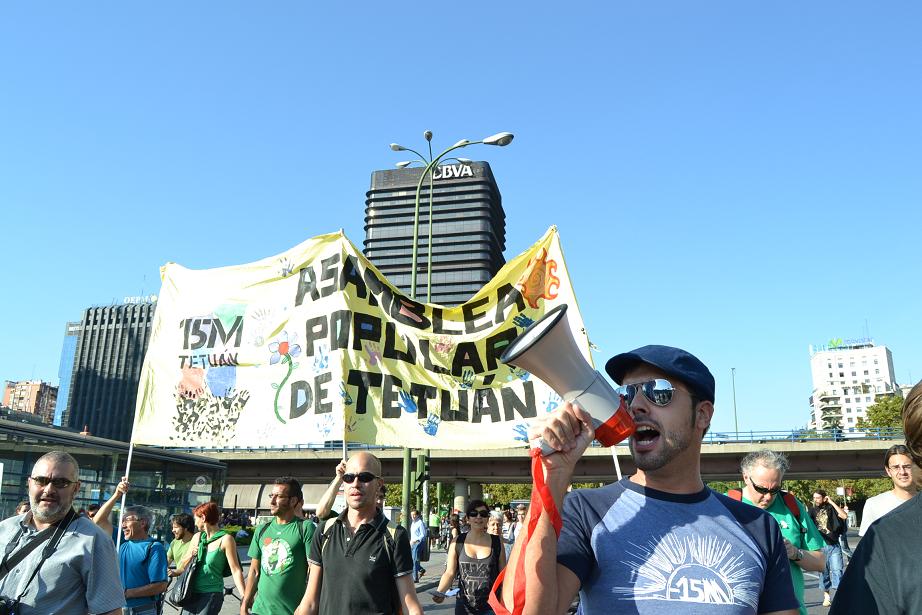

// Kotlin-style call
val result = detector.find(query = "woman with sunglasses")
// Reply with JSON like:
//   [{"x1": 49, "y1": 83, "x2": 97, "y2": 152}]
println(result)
[
  {"x1": 174, "y1": 502, "x2": 246, "y2": 615},
  {"x1": 433, "y1": 499, "x2": 506, "y2": 614}
]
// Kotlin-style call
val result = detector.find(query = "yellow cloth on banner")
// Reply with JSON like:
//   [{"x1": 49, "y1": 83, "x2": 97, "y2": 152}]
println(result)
[{"x1": 132, "y1": 226, "x2": 592, "y2": 450}]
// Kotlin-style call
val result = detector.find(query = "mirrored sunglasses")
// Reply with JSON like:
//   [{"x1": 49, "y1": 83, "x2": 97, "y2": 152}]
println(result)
[{"x1": 614, "y1": 378, "x2": 686, "y2": 407}]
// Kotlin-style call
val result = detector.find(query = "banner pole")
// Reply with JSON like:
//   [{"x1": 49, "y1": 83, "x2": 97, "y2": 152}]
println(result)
[{"x1": 115, "y1": 440, "x2": 135, "y2": 550}]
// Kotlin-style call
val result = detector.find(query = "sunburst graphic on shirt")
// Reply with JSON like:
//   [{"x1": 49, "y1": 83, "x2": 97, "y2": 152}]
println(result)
[{"x1": 612, "y1": 534, "x2": 760, "y2": 607}]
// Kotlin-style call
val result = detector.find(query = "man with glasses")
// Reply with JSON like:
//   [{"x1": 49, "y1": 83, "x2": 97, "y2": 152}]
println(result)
[
  {"x1": 242, "y1": 476, "x2": 313, "y2": 615},
  {"x1": 497, "y1": 345, "x2": 799, "y2": 615},
  {"x1": 119, "y1": 505, "x2": 168, "y2": 615},
  {"x1": 809, "y1": 490, "x2": 847, "y2": 607},
  {"x1": 302, "y1": 452, "x2": 423, "y2": 615},
  {"x1": 0, "y1": 450, "x2": 124, "y2": 614},
  {"x1": 734, "y1": 450, "x2": 825, "y2": 615},
  {"x1": 858, "y1": 444, "x2": 917, "y2": 536}
]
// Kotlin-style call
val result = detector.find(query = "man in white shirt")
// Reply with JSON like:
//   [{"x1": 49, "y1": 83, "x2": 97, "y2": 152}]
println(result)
[
  {"x1": 859, "y1": 444, "x2": 917, "y2": 536},
  {"x1": 409, "y1": 510, "x2": 427, "y2": 582}
]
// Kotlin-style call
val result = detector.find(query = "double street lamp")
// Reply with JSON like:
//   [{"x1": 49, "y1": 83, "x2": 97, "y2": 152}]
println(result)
[
  {"x1": 389, "y1": 130, "x2": 514, "y2": 302},
  {"x1": 387, "y1": 130, "x2": 514, "y2": 526}
]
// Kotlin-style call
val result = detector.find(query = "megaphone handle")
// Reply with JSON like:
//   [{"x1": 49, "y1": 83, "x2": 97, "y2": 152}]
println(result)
[{"x1": 532, "y1": 437, "x2": 557, "y2": 457}]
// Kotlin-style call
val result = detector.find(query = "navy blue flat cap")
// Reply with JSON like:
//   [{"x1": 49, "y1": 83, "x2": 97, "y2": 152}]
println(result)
[{"x1": 605, "y1": 345, "x2": 715, "y2": 402}]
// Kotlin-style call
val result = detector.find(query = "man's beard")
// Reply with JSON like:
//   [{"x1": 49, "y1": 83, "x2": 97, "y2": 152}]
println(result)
[
  {"x1": 30, "y1": 494, "x2": 70, "y2": 523},
  {"x1": 630, "y1": 428, "x2": 691, "y2": 472}
]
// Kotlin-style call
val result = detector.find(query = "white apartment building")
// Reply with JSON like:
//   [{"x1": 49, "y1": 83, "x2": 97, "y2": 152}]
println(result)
[{"x1": 809, "y1": 340, "x2": 898, "y2": 432}]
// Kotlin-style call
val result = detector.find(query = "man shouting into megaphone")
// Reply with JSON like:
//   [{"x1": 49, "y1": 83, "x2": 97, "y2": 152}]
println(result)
[{"x1": 495, "y1": 345, "x2": 800, "y2": 615}]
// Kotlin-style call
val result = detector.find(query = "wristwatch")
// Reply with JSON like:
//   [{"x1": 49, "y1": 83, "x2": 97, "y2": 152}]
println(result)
[{"x1": 793, "y1": 549, "x2": 804, "y2": 562}]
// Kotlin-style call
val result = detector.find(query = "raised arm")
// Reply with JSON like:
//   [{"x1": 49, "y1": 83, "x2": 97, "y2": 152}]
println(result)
[
  {"x1": 315, "y1": 460, "x2": 346, "y2": 519},
  {"x1": 93, "y1": 476, "x2": 129, "y2": 536},
  {"x1": 499, "y1": 403, "x2": 592, "y2": 615}
]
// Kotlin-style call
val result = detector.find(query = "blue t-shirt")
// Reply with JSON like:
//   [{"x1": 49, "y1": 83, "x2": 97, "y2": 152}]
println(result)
[
  {"x1": 119, "y1": 538, "x2": 168, "y2": 608},
  {"x1": 557, "y1": 478, "x2": 798, "y2": 614}
]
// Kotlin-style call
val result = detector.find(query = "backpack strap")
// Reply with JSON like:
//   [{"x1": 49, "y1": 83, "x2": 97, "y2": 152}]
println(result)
[
  {"x1": 730, "y1": 488, "x2": 804, "y2": 532},
  {"x1": 780, "y1": 492, "x2": 801, "y2": 521}
]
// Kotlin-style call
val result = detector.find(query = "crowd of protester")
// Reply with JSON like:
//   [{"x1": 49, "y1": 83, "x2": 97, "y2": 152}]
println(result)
[{"x1": 3, "y1": 373, "x2": 922, "y2": 614}]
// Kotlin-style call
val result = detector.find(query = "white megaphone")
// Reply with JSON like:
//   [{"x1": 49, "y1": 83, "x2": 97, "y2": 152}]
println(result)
[{"x1": 500, "y1": 304, "x2": 634, "y2": 455}]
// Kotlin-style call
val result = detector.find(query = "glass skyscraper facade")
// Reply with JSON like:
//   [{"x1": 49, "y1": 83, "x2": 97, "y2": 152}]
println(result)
[
  {"x1": 64, "y1": 300, "x2": 157, "y2": 441},
  {"x1": 364, "y1": 161, "x2": 506, "y2": 306},
  {"x1": 54, "y1": 321, "x2": 80, "y2": 426}
]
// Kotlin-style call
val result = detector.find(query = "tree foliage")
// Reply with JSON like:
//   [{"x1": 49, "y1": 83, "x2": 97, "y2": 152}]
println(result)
[{"x1": 857, "y1": 394, "x2": 904, "y2": 430}]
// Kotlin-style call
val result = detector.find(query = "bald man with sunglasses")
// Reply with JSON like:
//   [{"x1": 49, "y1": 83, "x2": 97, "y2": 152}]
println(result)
[
  {"x1": 497, "y1": 345, "x2": 799, "y2": 615},
  {"x1": 301, "y1": 452, "x2": 423, "y2": 615}
]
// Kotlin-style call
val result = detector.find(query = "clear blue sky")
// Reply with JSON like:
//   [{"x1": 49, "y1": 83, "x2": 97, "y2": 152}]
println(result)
[{"x1": 2, "y1": 3, "x2": 920, "y2": 433}]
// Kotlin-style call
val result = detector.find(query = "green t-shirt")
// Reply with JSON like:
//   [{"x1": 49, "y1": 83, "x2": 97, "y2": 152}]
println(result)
[
  {"x1": 167, "y1": 537, "x2": 193, "y2": 566},
  {"x1": 428, "y1": 512, "x2": 439, "y2": 527},
  {"x1": 739, "y1": 493, "x2": 824, "y2": 615},
  {"x1": 192, "y1": 531, "x2": 230, "y2": 594},
  {"x1": 247, "y1": 519, "x2": 315, "y2": 614}
]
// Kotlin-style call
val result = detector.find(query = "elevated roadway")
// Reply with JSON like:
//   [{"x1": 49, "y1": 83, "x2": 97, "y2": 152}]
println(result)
[{"x1": 198, "y1": 434, "x2": 903, "y2": 488}]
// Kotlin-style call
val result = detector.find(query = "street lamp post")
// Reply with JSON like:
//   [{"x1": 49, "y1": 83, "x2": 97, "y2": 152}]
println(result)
[
  {"x1": 391, "y1": 131, "x2": 514, "y2": 301},
  {"x1": 389, "y1": 131, "x2": 514, "y2": 528}
]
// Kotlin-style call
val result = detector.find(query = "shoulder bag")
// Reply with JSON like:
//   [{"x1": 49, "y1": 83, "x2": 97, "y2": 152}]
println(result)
[{"x1": 166, "y1": 536, "x2": 200, "y2": 607}]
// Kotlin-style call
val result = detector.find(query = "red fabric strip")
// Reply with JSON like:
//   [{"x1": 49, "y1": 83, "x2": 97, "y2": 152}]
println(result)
[{"x1": 488, "y1": 448, "x2": 563, "y2": 615}]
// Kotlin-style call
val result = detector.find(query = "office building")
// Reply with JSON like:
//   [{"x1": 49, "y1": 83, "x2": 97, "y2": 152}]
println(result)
[
  {"x1": 808, "y1": 340, "x2": 898, "y2": 432},
  {"x1": 364, "y1": 161, "x2": 506, "y2": 306},
  {"x1": 54, "y1": 321, "x2": 81, "y2": 426},
  {"x1": 2, "y1": 380, "x2": 57, "y2": 424},
  {"x1": 64, "y1": 298, "x2": 157, "y2": 441}
]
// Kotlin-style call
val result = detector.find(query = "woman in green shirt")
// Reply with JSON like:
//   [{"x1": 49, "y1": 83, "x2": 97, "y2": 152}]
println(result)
[{"x1": 176, "y1": 502, "x2": 246, "y2": 615}]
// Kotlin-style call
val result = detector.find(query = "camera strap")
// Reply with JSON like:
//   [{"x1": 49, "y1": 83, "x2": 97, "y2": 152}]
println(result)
[{"x1": 0, "y1": 509, "x2": 77, "y2": 601}]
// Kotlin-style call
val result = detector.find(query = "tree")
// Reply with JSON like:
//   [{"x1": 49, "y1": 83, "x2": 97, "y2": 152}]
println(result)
[{"x1": 857, "y1": 394, "x2": 904, "y2": 430}]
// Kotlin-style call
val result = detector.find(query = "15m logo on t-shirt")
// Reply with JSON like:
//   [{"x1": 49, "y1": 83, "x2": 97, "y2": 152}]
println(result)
[{"x1": 616, "y1": 534, "x2": 760, "y2": 608}]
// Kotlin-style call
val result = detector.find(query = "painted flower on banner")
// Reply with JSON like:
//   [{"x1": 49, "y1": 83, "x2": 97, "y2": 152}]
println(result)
[{"x1": 268, "y1": 332, "x2": 301, "y2": 365}]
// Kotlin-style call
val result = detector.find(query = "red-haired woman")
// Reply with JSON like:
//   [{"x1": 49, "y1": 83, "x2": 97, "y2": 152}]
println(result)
[{"x1": 175, "y1": 502, "x2": 246, "y2": 615}]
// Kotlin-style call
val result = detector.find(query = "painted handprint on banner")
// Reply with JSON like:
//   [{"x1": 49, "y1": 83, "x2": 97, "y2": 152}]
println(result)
[
  {"x1": 459, "y1": 368, "x2": 475, "y2": 390},
  {"x1": 313, "y1": 343, "x2": 329, "y2": 373},
  {"x1": 543, "y1": 389, "x2": 563, "y2": 413},
  {"x1": 433, "y1": 336, "x2": 454, "y2": 356},
  {"x1": 506, "y1": 365, "x2": 530, "y2": 382},
  {"x1": 422, "y1": 414, "x2": 441, "y2": 436},
  {"x1": 345, "y1": 415, "x2": 359, "y2": 433},
  {"x1": 315, "y1": 412, "x2": 335, "y2": 440},
  {"x1": 363, "y1": 341, "x2": 381, "y2": 366},
  {"x1": 278, "y1": 256, "x2": 295, "y2": 278},
  {"x1": 512, "y1": 422, "x2": 530, "y2": 444},
  {"x1": 512, "y1": 314, "x2": 535, "y2": 328},
  {"x1": 339, "y1": 382, "x2": 353, "y2": 406},
  {"x1": 398, "y1": 390, "x2": 417, "y2": 414}
]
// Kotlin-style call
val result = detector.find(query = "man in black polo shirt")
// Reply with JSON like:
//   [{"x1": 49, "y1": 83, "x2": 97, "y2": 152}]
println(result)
[{"x1": 300, "y1": 452, "x2": 423, "y2": 615}]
